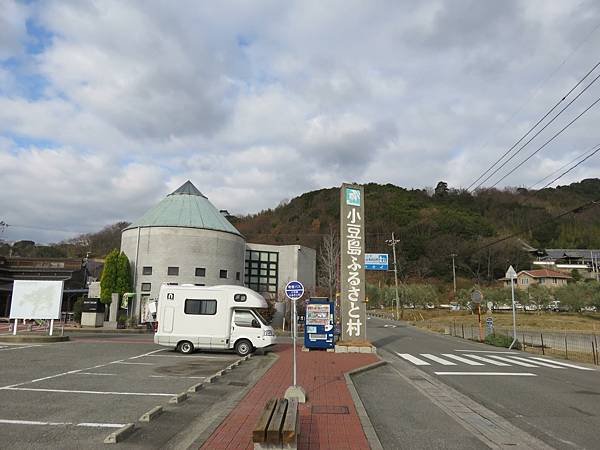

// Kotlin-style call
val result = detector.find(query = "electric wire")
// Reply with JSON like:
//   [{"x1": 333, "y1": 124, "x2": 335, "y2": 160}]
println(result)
[
  {"x1": 467, "y1": 61, "x2": 600, "y2": 191},
  {"x1": 488, "y1": 94, "x2": 600, "y2": 188},
  {"x1": 528, "y1": 144, "x2": 600, "y2": 188},
  {"x1": 537, "y1": 145, "x2": 600, "y2": 190},
  {"x1": 471, "y1": 67, "x2": 600, "y2": 191}
]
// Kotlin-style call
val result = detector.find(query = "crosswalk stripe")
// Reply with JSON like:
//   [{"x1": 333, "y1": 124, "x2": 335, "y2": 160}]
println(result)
[
  {"x1": 420, "y1": 354, "x2": 457, "y2": 365},
  {"x1": 396, "y1": 353, "x2": 430, "y2": 365},
  {"x1": 441, "y1": 354, "x2": 484, "y2": 365},
  {"x1": 485, "y1": 355, "x2": 538, "y2": 367},
  {"x1": 503, "y1": 356, "x2": 565, "y2": 369},
  {"x1": 529, "y1": 357, "x2": 595, "y2": 371},
  {"x1": 462, "y1": 354, "x2": 511, "y2": 366}
]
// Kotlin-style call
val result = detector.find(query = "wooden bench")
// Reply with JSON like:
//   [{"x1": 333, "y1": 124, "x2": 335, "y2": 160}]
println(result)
[{"x1": 252, "y1": 398, "x2": 300, "y2": 449}]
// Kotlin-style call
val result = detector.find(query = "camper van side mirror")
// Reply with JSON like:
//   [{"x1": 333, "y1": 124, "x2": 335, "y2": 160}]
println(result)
[{"x1": 251, "y1": 319, "x2": 260, "y2": 328}]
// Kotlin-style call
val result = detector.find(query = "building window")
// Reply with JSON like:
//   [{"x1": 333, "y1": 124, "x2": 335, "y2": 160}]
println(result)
[
  {"x1": 245, "y1": 250, "x2": 278, "y2": 294},
  {"x1": 141, "y1": 282, "x2": 151, "y2": 292},
  {"x1": 142, "y1": 266, "x2": 152, "y2": 275},
  {"x1": 168, "y1": 266, "x2": 179, "y2": 276},
  {"x1": 236, "y1": 271, "x2": 240, "y2": 281},
  {"x1": 167, "y1": 282, "x2": 178, "y2": 285},
  {"x1": 184, "y1": 299, "x2": 217, "y2": 315},
  {"x1": 220, "y1": 269, "x2": 228, "y2": 279},
  {"x1": 195, "y1": 283, "x2": 205, "y2": 286},
  {"x1": 195, "y1": 267, "x2": 206, "y2": 277}
]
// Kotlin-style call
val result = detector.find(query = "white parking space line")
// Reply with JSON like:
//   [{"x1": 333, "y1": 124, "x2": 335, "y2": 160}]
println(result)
[
  {"x1": 434, "y1": 372, "x2": 537, "y2": 376},
  {"x1": 0, "y1": 419, "x2": 126, "y2": 428},
  {"x1": 142, "y1": 354, "x2": 234, "y2": 359},
  {"x1": 462, "y1": 354, "x2": 511, "y2": 366},
  {"x1": 529, "y1": 357, "x2": 596, "y2": 371},
  {"x1": 77, "y1": 373, "x2": 117, "y2": 376},
  {"x1": 486, "y1": 355, "x2": 538, "y2": 367},
  {"x1": 128, "y1": 349, "x2": 167, "y2": 359},
  {"x1": 396, "y1": 353, "x2": 430, "y2": 365},
  {"x1": 455, "y1": 350, "x2": 517, "y2": 354},
  {"x1": 0, "y1": 345, "x2": 42, "y2": 352},
  {"x1": 115, "y1": 361, "x2": 154, "y2": 365},
  {"x1": 504, "y1": 356, "x2": 565, "y2": 369},
  {"x1": 420, "y1": 354, "x2": 457, "y2": 365},
  {"x1": 4, "y1": 387, "x2": 175, "y2": 397},
  {"x1": 148, "y1": 375, "x2": 205, "y2": 379},
  {"x1": 0, "y1": 349, "x2": 174, "y2": 390},
  {"x1": 441, "y1": 354, "x2": 484, "y2": 366}
]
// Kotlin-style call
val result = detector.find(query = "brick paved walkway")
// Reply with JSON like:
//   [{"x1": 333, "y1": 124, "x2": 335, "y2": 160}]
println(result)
[{"x1": 201, "y1": 344, "x2": 378, "y2": 450}]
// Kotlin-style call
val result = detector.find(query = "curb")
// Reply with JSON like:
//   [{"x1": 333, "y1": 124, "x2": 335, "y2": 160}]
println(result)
[
  {"x1": 0, "y1": 335, "x2": 70, "y2": 343},
  {"x1": 139, "y1": 405, "x2": 163, "y2": 422},
  {"x1": 169, "y1": 392, "x2": 188, "y2": 404},
  {"x1": 104, "y1": 423, "x2": 135, "y2": 443},
  {"x1": 188, "y1": 382, "x2": 204, "y2": 393},
  {"x1": 345, "y1": 360, "x2": 387, "y2": 450}
]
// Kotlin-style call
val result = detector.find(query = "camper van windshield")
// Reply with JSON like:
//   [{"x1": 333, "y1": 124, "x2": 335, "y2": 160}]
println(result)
[{"x1": 253, "y1": 309, "x2": 268, "y2": 325}]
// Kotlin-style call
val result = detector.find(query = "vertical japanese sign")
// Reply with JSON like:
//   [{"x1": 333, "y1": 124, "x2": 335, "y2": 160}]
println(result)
[{"x1": 340, "y1": 183, "x2": 366, "y2": 342}]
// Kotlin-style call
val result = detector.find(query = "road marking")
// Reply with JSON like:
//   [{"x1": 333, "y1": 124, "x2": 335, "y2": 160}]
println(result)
[
  {"x1": 455, "y1": 350, "x2": 517, "y2": 354},
  {"x1": 434, "y1": 372, "x2": 537, "y2": 376},
  {"x1": 0, "y1": 345, "x2": 42, "y2": 352},
  {"x1": 420, "y1": 354, "x2": 457, "y2": 365},
  {"x1": 0, "y1": 419, "x2": 126, "y2": 428},
  {"x1": 77, "y1": 372, "x2": 117, "y2": 376},
  {"x1": 529, "y1": 357, "x2": 596, "y2": 371},
  {"x1": 462, "y1": 354, "x2": 510, "y2": 366},
  {"x1": 4, "y1": 387, "x2": 175, "y2": 396},
  {"x1": 441, "y1": 354, "x2": 484, "y2": 366},
  {"x1": 503, "y1": 356, "x2": 565, "y2": 369},
  {"x1": 485, "y1": 355, "x2": 538, "y2": 367},
  {"x1": 148, "y1": 375, "x2": 206, "y2": 379},
  {"x1": 142, "y1": 354, "x2": 234, "y2": 359},
  {"x1": 128, "y1": 349, "x2": 166, "y2": 359},
  {"x1": 115, "y1": 361, "x2": 154, "y2": 365},
  {"x1": 396, "y1": 353, "x2": 430, "y2": 365}
]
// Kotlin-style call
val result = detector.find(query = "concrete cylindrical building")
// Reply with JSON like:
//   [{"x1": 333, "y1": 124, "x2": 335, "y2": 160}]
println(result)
[{"x1": 121, "y1": 181, "x2": 245, "y2": 320}]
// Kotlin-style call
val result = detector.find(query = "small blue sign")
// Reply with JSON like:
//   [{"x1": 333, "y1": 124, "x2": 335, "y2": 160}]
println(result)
[
  {"x1": 345, "y1": 188, "x2": 361, "y2": 206},
  {"x1": 285, "y1": 280, "x2": 305, "y2": 300},
  {"x1": 365, "y1": 253, "x2": 389, "y2": 271}
]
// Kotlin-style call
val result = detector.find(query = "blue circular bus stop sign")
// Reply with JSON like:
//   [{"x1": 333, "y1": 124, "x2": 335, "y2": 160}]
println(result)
[{"x1": 285, "y1": 281, "x2": 305, "y2": 300}]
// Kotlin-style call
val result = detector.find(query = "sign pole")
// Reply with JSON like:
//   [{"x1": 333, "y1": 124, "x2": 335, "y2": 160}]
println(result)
[
  {"x1": 13, "y1": 319, "x2": 17, "y2": 335},
  {"x1": 49, "y1": 318, "x2": 54, "y2": 337},
  {"x1": 506, "y1": 265, "x2": 518, "y2": 350},
  {"x1": 477, "y1": 304, "x2": 482, "y2": 342},
  {"x1": 284, "y1": 280, "x2": 306, "y2": 403}
]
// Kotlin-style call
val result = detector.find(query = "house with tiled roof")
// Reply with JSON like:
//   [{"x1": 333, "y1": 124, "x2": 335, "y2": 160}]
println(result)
[{"x1": 500, "y1": 269, "x2": 572, "y2": 290}]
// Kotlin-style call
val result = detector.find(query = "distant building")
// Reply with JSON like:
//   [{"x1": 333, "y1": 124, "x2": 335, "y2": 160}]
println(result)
[
  {"x1": 500, "y1": 269, "x2": 572, "y2": 290},
  {"x1": 530, "y1": 248, "x2": 600, "y2": 280},
  {"x1": 120, "y1": 181, "x2": 316, "y2": 322},
  {"x1": 0, "y1": 256, "x2": 88, "y2": 317}
]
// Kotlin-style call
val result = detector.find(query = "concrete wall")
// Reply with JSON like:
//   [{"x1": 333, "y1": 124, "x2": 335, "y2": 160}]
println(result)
[{"x1": 121, "y1": 226, "x2": 246, "y2": 303}]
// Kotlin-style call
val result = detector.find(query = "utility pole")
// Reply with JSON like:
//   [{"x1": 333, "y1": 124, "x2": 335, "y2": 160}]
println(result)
[
  {"x1": 386, "y1": 233, "x2": 401, "y2": 320},
  {"x1": 450, "y1": 253, "x2": 457, "y2": 293}
]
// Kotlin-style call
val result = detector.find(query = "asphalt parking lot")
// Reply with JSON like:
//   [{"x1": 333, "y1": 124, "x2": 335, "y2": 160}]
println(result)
[{"x1": 0, "y1": 334, "x2": 272, "y2": 449}]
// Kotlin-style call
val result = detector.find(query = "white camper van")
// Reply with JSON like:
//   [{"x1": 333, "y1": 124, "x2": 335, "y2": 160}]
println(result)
[{"x1": 154, "y1": 284, "x2": 276, "y2": 356}]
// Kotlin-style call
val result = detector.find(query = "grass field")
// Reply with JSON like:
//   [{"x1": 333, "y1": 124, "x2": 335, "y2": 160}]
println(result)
[{"x1": 373, "y1": 308, "x2": 600, "y2": 333}]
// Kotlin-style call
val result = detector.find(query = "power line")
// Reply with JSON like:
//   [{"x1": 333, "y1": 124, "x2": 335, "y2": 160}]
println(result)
[
  {"x1": 528, "y1": 144, "x2": 600, "y2": 189},
  {"x1": 471, "y1": 66, "x2": 600, "y2": 191},
  {"x1": 467, "y1": 61, "x2": 600, "y2": 191},
  {"x1": 488, "y1": 94, "x2": 600, "y2": 188},
  {"x1": 537, "y1": 145, "x2": 600, "y2": 189}
]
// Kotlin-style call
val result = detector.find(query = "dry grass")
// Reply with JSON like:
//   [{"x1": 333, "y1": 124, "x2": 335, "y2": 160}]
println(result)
[{"x1": 377, "y1": 308, "x2": 600, "y2": 333}]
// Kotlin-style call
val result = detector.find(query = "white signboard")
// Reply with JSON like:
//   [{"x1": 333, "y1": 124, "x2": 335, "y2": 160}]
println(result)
[{"x1": 10, "y1": 280, "x2": 63, "y2": 320}]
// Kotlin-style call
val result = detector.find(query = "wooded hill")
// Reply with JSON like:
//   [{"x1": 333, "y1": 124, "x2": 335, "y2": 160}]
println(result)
[
  {"x1": 233, "y1": 178, "x2": 600, "y2": 284},
  {"x1": 2, "y1": 179, "x2": 598, "y2": 287}
]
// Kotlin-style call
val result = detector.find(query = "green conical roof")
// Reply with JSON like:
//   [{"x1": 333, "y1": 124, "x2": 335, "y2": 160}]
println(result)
[{"x1": 124, "y1": 181, "x2": 242, "y2": 237}]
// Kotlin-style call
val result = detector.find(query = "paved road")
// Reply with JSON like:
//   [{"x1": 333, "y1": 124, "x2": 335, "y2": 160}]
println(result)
[
  {"x1": 358, "y1": 316, "x2": 599, "y2": 449},
  {"x1": 0, "y1": 333, "x2": 271, "y2": 449}
]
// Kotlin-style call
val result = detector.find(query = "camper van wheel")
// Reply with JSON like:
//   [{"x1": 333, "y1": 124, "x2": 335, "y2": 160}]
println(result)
[
  {"x1": 178, "y1": 341, "x2": 194, "y2": 354},
  {"x1": 234, "y1": 339, "x2": 253, "y2": 356}
]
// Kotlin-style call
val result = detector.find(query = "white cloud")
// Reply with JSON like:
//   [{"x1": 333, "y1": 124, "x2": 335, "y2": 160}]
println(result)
[{"x1": 1, "y1": 0, "x2": 600, "y2": 243}]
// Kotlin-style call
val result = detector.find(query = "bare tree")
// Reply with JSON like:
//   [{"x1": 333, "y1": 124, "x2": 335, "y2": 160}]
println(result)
[{"x1": 318, "y1": 227, "x2": 340, "y2": 301}]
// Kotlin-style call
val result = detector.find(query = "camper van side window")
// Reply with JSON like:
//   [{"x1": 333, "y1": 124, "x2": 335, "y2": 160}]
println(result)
[
  {"x1": 184, "y1": 299, "x2": 217, "y2": 315},
  {"x1": 234, "y1": 294, "x2": 247, "y2": 302}
]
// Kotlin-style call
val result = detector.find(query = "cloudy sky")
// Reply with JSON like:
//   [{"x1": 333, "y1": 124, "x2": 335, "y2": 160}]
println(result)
[{"x1": 1, "y1": 0, "x2": 600, "y2": 244}]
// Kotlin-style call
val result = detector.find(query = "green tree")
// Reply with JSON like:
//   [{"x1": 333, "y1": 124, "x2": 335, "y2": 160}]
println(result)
[
  {"x1": 100, "y1": 249, "x2": 119, "y2": 305},
  {"x1": 116, "y1": 252, "x2": 132, "y2": 296},
  {"x1": 526, "y1": 284, "x2": 553, "y2": 312}
]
